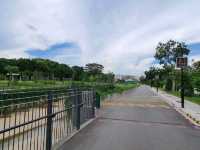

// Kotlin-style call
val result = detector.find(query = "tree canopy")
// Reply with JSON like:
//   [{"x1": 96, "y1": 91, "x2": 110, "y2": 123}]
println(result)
[
  {"x1": 85, "y1": 63, "x2": 104, "y2": 75},
  {"x1": 155, "y1": 40, "x2": 190, "y2": 66},
  {"x1": 0, "y1": 58, "x2": 114, "y2": 83}
]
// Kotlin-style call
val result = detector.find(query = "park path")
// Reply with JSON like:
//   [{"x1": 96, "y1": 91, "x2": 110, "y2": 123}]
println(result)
[{"x1": 60, "y1": 85, "x2": 200, "y2": 150}]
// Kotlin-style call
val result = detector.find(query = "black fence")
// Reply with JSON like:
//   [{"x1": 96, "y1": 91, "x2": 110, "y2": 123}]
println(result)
[{"x1": 0, "y1": 87, "x2": 96, "y2": 150}]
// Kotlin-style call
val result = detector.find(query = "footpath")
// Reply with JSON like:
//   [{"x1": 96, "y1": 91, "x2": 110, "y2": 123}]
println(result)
[{"x1": 152, "y1": 87, "x2": 200, "y2": 126}]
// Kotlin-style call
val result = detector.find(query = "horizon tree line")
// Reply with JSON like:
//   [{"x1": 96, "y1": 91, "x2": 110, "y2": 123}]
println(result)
[{"x1": 0, "y1": 58, "x2": 115, "y2": 83}]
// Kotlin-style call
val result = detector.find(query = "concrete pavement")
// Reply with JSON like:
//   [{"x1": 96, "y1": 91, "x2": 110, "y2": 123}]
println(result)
[
  {"x1": 153, "y1": 88, "x2": 200, "y2": 125},
  {"x1": 60, "y1": 85, "x2": 200, "y2": 150}
]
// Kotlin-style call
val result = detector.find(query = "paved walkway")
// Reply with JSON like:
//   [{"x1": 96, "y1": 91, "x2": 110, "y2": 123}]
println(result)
[
  {"x1": 153, "y1": 88, "x2": 200, "y2": 125},
  {"x1": 60, "y1": 86, "x2": 200, "y2": 150}
]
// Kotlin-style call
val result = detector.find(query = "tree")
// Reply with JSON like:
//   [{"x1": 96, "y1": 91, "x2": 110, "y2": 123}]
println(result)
[
  {"x1": 155, "y1": 40, "x2": 190, "y2": 66},
  {"x1": 5, "y1": 65, "x2": 19, "y2": 74},
  {"x1": 72, "y1": 66, "x2": 84, "y2": 81},
  {"x1": 144, "y1": 67, "x2": 158, "y2": 87},
  {"x1": 193, "y1": 61, "x2": 200, "y2": 71},
  {"x1": 85, "y1": 63, "x2": 104, "y2": 75},
  {"x1": 99, "y1": 72, "x2": 115, "y2": 83},
  {"x1": 0, "y1": 58, "x2": 115, "y2": 84},
  {"x1": 154, "y1": 40, "x2": 191, "y2": 92},
  {"x1": 55, "y1": 64, "x2": 72, "y2": 80},
  {"x1": 105, "y1": 72, "x2": 115, "y2": 83},
  {"x1": 139, "y1": 76, "x2": 145, "y2": 83},
  {"x1": 17, "y1": 58, "x2": 33, "y2": 80}
]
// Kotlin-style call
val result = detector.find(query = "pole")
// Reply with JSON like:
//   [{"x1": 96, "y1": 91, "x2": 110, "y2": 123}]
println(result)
[
  {"x1": 181, "y1": 68, "x2": 184, "y2": 108},
  {"x1": 46, "y1": 92, "x2": 53, "y2": 150},
  {"x1": 76, "y1": 88, "x2": 81, "y2": 130}
]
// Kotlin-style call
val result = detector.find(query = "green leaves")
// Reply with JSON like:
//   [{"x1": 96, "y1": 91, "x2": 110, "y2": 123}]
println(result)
[{"x1": 155, "y1": 40, "x2": 190, "y2": 66}]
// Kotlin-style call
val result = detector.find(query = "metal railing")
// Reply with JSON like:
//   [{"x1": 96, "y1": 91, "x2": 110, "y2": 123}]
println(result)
[{"x1": 0, "y1": 87, "x2": 96, "y2": 150}]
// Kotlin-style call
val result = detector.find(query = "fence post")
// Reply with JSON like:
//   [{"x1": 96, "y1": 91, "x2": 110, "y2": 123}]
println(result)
[
  {"x1": 95, "y1": 92, "x2": 101, "y2": 109},
  {"x1": 46, "y1": 92, "x2": 53, "y2": 150},
  {"x1": 91, "y1": 89, "x2": 95, "y2": 118},
  {"x1": 76, "y1": 88, "x2": 81, "y2": 130}
]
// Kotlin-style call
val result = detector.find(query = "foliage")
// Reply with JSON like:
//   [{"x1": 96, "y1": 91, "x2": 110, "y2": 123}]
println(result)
[
  {"x1": 72, "y1": 66, "x2": 84, "y2": 81},
  {"x1": 0, "y1": 58, "x2": 114, "y2": 83},
  {"x1": 165, "y1": 78, "x2": 173, "y2": 91},
  {"x1": 155, "y1": 40, "x2": 190, "y2": 66},
  {"x1": 5, "y1": 65, "x2": 19, "y2": 73},
  {"x1": 85, "y1": 63, "x2": 104, "y2": 75},
  {"x1": 193, "y1": 61, "x2": 200, "y2": 71},
  {"x1": 143, "y1": 40, "x2": 196, "y2": 96}
]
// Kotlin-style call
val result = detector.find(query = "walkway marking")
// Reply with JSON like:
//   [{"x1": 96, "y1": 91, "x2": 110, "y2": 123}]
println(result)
[
  {"x1": 99, "y1": 117, "x2": 187, "y2": 128},
  {"x1": 103, "y1": 101, "x2": 170, "y2": 109}
]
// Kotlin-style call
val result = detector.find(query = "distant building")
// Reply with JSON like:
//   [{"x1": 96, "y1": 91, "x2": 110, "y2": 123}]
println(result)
[
  {"x1": 6, "y1": 73, "x2": 21, "y2": 81},
  {"x1": 115, "y1": 74, "x2": 138, "y2": 83}
]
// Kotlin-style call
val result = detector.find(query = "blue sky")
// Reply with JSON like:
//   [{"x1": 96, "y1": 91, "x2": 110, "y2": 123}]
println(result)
[
  {"x1": 0, "y1": 0, "x2": 200, "y2": 75},
  {"x1": 27, "y1": 42, "x2": 82, "y2": 65}
]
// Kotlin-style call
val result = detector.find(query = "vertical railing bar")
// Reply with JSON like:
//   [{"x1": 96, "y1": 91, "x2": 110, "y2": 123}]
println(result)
[
  {"x1": 63, "y1": 96, "x2": 66, "y2": 138},
  {"x1": 76, "y1": 88, "x2": 81, "y2": 130},
  {"x1": 42, "y1": 97, "x2": 47, "y2": 150},
  {"x1": 17, "y1": 105, "x2": 22, "y2": 150},
  {"x1": 51, "y1": 97, "x2": 54, "y2": 146},
  {"x1": 1, "y1": 112, "x2": 7, "y2": 150},
  {"x1": 36, "y1": 100, "x2": 40, "y2": 150},
  {"x1": 7, "y1": 110, "x2": 11, "y2": 150},
  {"x1": 33, "y1": 101, "x2": 37, "y2": 150},
  {"x1": 26, "y1": 104, "x2": 30, "y2": 150},
  {"x1": 41, "y1": 97, "x2": 46, "y2": 150},
  {"x1": 29, "y1": 102, "x2": 34, "y2": 150},
  {"x1": 46, "y1": 92, "x2": 53, "y2": 150},
  {"x1": 21, "y1": 103, "x2": 27, "y2": 150},
  {"x1": 12, "y1": 105, "x2": 17, "y2": 150}
]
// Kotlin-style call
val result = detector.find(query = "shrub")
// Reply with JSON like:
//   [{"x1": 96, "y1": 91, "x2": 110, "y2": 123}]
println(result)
[{"x1": 165, "y1": 78, "x2": 173, "y2": 91}]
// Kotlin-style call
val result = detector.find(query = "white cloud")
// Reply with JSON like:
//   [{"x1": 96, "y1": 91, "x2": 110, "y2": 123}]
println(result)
[{"x1": 1, "y1": 0, "x2": 200, "y2": 75}]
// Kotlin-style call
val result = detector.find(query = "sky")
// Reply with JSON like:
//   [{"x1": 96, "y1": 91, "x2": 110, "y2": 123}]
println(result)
[{"x1": 0, "y1": 0, "x2": 200, "y2": 76}]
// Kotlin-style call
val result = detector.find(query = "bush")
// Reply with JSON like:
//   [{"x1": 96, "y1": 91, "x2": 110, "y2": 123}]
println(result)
[
  {"x1": 165, "y1": 79, "x2": 173, "y2": 91},
  {"x1": 195, "y1": 80, "x2": 200, "y2": 93},
  {"x1": 183, "y1": 73, "x2": 194, "y2": 96}
]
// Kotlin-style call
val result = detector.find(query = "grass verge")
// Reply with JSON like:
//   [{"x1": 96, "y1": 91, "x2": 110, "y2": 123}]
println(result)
[{"x1": 166, "y1": 90, "x2": 200, "y2": 105}]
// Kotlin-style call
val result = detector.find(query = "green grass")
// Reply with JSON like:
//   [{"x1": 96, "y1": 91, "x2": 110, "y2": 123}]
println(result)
[
  {"x1": 0, "y1": 80, "x2": 113, "y2": 90},
  {"x1": 0, "y1": 80, "x2": 139, "y2": 99},
  {"x1": 0, "y1": 80, "x2": 69, "y2": 89},
  {"x1": 114, "y1": 83, "x2": 139, "y2": 93},
  {"x1": 97, "y1": 83, "x2": 139, "y2": 99},
  {"x1": 167, "y1": 90, "x2": 200, "y2": 105}
]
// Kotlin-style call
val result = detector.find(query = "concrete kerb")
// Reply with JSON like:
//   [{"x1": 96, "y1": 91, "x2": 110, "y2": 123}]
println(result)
[{"x1": 151, "y1": 87, "x2": 200, "y2": 127}]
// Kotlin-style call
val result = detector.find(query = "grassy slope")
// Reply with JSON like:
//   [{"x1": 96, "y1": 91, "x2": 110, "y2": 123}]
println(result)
[
  {"x1": 0, "y1": 80, "x2": 71, "y2": 89},
  {"x1": 0, "y1": 80, "x2": 139, "y2": 99}
]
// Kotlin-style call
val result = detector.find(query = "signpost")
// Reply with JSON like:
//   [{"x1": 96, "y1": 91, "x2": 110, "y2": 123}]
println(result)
[
  {"x1": 176, "y1": 57, "x2": 188, "y2": 69},
  {"x1": 176, "y1": 57, "x2": 188, "y2": 108}
]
